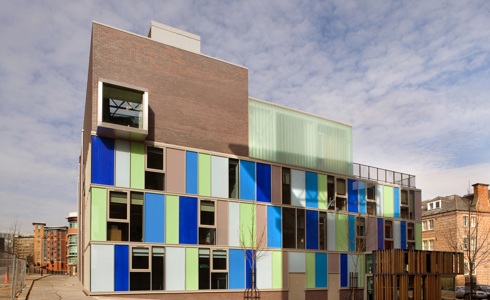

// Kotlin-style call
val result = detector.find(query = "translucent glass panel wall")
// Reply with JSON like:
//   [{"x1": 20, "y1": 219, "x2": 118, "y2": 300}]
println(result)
[{"x1": 249, "y1": 99, "x2": 353, "y2": 176}]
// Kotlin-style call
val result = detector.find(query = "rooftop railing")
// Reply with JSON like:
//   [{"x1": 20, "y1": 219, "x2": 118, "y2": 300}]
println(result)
[{"x1": 353, "y1": 163, "x2": 416, "y2": 188}]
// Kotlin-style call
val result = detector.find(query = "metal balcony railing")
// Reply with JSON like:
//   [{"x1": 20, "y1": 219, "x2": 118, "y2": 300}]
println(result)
[{"x1": 353, "y1": 163, "x2": 416, "y2": 188}]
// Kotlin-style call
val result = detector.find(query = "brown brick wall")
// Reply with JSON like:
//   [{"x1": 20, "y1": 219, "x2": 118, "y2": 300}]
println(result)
[
  {"x1": 95, "y1": 291, "x2": 288, "y2": 300},
  {"x1": 305, "y1": 290, "x2": 328, "y2": 300},
  {"x1": 89, "y1": 22, "x2": 249, "y2": 157}
]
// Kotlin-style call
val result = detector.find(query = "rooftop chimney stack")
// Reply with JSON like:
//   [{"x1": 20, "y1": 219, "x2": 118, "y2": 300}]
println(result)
[
  {"x1": 473, "y1": 183, "x2": 490, "y2": 212},
  {"x1": 147, "y1": 21, "x2": 201, "y2": 54}
]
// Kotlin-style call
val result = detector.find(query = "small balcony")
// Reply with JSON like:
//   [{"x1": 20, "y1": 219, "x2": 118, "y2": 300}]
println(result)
[
  {"x1": 353, "y1": 163, "x2": 416, "y2": 188},
  {"x1": 97, "y1": 80, "x2": 148, "y2": 141}
]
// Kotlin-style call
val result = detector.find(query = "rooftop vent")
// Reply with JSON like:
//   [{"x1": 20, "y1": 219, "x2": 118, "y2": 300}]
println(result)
[{"x1": 148, "y1": 21, "x2": 201, "y2": 54}]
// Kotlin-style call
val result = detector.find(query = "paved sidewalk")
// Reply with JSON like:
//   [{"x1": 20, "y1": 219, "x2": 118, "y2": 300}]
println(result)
[{"x1": 25, "y1": 275, "x2": 95, "y2": 300}]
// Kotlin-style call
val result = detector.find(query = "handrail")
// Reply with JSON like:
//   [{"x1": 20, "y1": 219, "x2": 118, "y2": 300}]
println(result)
[{"x1": 353, "y1": 163, "x2": 416, "y2": 188}]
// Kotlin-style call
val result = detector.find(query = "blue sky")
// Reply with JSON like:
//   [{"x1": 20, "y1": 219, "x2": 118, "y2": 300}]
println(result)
[{"x1": 1, "y1": 0, "x2": 490, "y2": 233}]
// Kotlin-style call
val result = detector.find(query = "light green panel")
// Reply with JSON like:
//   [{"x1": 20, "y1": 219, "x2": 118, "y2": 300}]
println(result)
[
  {"x1": 240, "y1": 203, "x2": 254, "y2": 247},
  {"x1": 249, "y1": 99, "x2": 353, "y2": 176},
  {"x1": 415, "y1": 222, "x2": 422, "y2": 250},
  {"x1": 383, "y1": 186, "x2": 394, "y2": 218},
  {"x1": 130, "y1": 142, "x2": 144, "y2": 189},
  {"x1": 336, "y1": 214, "x2": 348, "y2": 251},
  {"x1": 198, "y1": 153, "x2": 211, "y2": 196},
  {"x1": 91, "y1": 187, "x2": 106, "y2": 241},
  {"x1": 359, "y1": 255, "x2": 364, "y2": 287},
  {"x1": 185, "y1": 248, "x2": 198, "y2": 290},
  {"x1": 272, "y1": 251, "x2": 282, "y2": 288},
  {"x1": 318, "y1": 174, "x2": 327, "y2": 210},
  {"x1": 306, "y1": 252, "x2": 315, "y2": 288},
  {"x1": 166, "y1": 195, "x2": 179, "y2": 244}
]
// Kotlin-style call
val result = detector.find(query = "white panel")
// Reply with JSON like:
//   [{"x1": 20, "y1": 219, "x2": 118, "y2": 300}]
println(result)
[
  {"x1": 327, "y1": 213, "x2": 336, "y2": 251},
  {"x1": 211, "y1": 156, "x2": 229, "y2": 198},
  {"x1": 289, "y1": 252, "x2": 306, "y2": 273},
  {"x1": 394, "y1": 221, "x2": 401, "y2": 249},
  {"x1": 228, "y1": 202, "x2": 240, "y2": 246},
  {"x1": 291, "y1": 169, "x2": 306, "y2": 207},
  {"x1": 348, "y1": 254, "x2": 357, "y2": 275},
  {"x1": 166, "y1": 247, "x2": 185, "y2": 291},
  {"x1": 376, "y1": 184, "x2": 383, "y2": 216},
  {"x1": 91, "y1": 244, "x2": 114, "y2": 292},
  {"x1": 257, "y1": 251, "x2": 272, "y2": 289},
  {"x1": 115, "y1": 139, "x2": 130, "y2": 187}
]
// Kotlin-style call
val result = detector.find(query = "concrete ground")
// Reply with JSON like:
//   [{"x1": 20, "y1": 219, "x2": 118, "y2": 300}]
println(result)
[{"x1": 19, "y1": 275, "x2": 95, "y2": 300}]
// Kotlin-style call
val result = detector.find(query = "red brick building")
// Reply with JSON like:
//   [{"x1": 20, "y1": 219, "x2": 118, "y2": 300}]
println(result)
[{"x1": 422, "y1": 183, "x2": 490, "y2": 287}]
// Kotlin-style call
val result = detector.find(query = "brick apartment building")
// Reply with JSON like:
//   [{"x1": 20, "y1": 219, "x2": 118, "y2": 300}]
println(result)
[
  {"x1": 76, "y1": 20, "x2": 459, "y2": 299},
  {"x1": 32, "y1": 222, "x2": 69, "y2": 272},
  {"x1": 13, "y1": 234, "x2": 34, "y2": 262},
  {"x1": 66, "y1": 212, "x2": 78, "y2": 276},
  {"x1": 422, "y1": 183, "x2": 490, "y2": 287}
]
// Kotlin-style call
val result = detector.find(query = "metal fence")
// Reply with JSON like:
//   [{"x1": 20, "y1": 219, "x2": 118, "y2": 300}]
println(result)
[
  {"x1": 0, "y1": 251, "x2": 26, "y2": 300},
  {"x1": 353, "y1": 163, "x2": 416, "y2": 188}
]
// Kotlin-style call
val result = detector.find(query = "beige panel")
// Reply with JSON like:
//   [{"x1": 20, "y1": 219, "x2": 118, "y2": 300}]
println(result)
[
  {"x1": 328, "y1": 253, "x2": 340, "y2": 273},
  {"x1": 166, "y1": 148, "x2": 186, "y2": 194},
  {"x1": 367, "y1": 216, "x2": 378, "y2": 252},
  {"x1": 282, "y1": 251, "x2": 289, "y2": 289},
  {"x1": 217, "y1": 200, "x2": 229, "y2": 246},
  {"x1": 289, "y1": 273, "x2": 306, "y2": 300},
  {"x1": 271, "y1": 166, "x2": 282, "y2": 204},
  {"x1": 328, "y1": 274, "x2": 340, "y2": 300},
  {"x1": 256, "y1": 204, "x2": 267, "y2": 247}
]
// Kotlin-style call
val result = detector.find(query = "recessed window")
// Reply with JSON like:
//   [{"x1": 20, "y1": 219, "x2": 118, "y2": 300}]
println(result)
[
  {"x1": 200, "y1": 200, "x2": 215, "y2": 226},
  {"x1": 471, "y1": 216, "x2": 476, "y2": 227},
  {"x1": 356, "y1": 217, "x2": 366, "y2": 252},
  {"x1": 428, "y1": 219, "x2": 434, "y2": 230},
  {"x1": 463, "y1": 216, "x2": 468, "y2": 227},
  {"x1": 211, "y1": 273, "x2": 228, "y2": 289},
  {"x1": 109, "y1": 191, "x2": 127, "y2": 220},
  {"x1": 102, "y1": 83, "x2": 144, "y2": 129},
  {"x1": 107, "y1": 222, "x2": 129, "y2": 241},
  {"x1": 367, "y1": 183, "x2": 376, "y2": 200},
  {"x1": 319, "y1": 212, "x2": 327, "y2": 250},
  {"x1": 130, "y1": 192, "x2": 144, "y2": 242},
  {"x1": 282, "y1": 168, "x2": 291, "y2": 205},
  {"x1": 401, "y1": 190, "x2": 408, "y2": 205},
  {"x1": 283, "y1": 207, "x2": 296, "y2": 249},
  {"x1": 145, "y1": 171, "x2": 165, "y2": 191},
  {"x1": 367, "y1": 201, "x2": 376, "y2": 216},
  {"x1": 336, "y1": 178, "x2": 346, "y2": 196},
  {"x1": 198, "y1": 249, "x2": 228, "y2": 290},
  {"x1": 199, "y1": 200, "x2": 216, "y2": 245},
  {"x1": 385, "y1": 220, "x2": 393, "y2": 239},
  {"x1": 296, "y1": 209, "x2": 305, "y2": 249},
  {"x1": 147, "y1": 147, "x2": 164, "y2": 170},
  {"x1": 336, "y1": 197, "x2": 347, "y2": 212},
  {"x1": 132, "y1": 247, "x2": 149, "y2": 269},
  {"x1": 229, "y1": 159, "x2": 239, "y2": 199},
  {"x1": 199, "y1": 249, "x2": 210, "y2": 290},
  {"x1": 130, "y1": 272, "x2": 150, "y2": 291},
  {"x1": 327, "y1": 176, "x2": 335, "y2": 210},
  {"x1": 212, "y1": 250, "x2": 227, "y2": 270},
  {"x1": 151, "y1": 247, "x2": 165, "y2": 291},
  {"x1": 199, "y1": 228, "x2": 216, "y2": 245}
]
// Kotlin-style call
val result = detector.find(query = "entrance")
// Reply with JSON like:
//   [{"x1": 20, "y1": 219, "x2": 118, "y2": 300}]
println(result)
[{"x1": 289, "y1": 273, "x2": 306, "y2": 300}]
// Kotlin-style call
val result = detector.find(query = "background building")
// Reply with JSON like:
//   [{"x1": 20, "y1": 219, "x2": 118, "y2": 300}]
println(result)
[
  {"x1": 13, "y1": 234, "x2": 34, "y2": 263},
  {"x1": 422, "y1": 183, "x2": 490, "y2": 287},
  {"x1": 32, "y1": 222, "x2": 46, "y2": 266},
  {"x1": 79, "y1": 21, "x2": 423, "y2": 299},
  {"x1": 66, "y1": 212, "x2": 78, "y2": 276},
  {"x1": 43, "y1": 226, "x2": 68, "y2": 272}
]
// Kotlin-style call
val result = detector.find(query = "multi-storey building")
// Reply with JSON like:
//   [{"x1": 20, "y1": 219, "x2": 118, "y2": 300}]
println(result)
[
  {"x1": 32, "y1": 222, "x2": 46, "y2": 266},
  {"x1": 43, "y1": 226, "x2": 68, "y2": 272},
  {"x1": 422, "y1": 183, "x2": 490, "y2": 287},
  {"x1": 66, "y1": 212, "x2": 78, "y2": 276},
  {"x1": 79, "y1": 21, "x2": 424, "y2": 299},
  {"x1": 13, "y1": 234, "x2": 34, "y2": 262}
]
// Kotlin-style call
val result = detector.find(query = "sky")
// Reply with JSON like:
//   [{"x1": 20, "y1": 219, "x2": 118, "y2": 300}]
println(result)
[{"x1": 1, "y1": 0, "x2": 490, "y2": 233}]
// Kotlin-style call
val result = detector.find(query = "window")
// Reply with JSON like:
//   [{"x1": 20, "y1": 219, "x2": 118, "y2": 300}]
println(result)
[
  {"x1": 464, "y1": 261, "x2": 476, "y2": 276},
  {"x1": 283, "y1": 208, "x2": 296, "y2": 248},
  {"x1": 463, "y1": 237, "x2": 469, "y2": 250},
  {"x1": 297, "y1": 209, "x2": 306, "y2": 249},
  {"x1": 428, "y1": 240, "x2": 434, "y2": 251},
  {"x1": 428, "y1": 219, "x2": 434, "y2": 230},
  {"x1": 199, "y1": 200, "x2": 216, "y2": 245},
  {"x1": 327, "y1": 176, "x2": 335, "y2": 210},
  {"x1": 109, "y1": 191, "x2": 128, "y2": 220},
  {"x1": 130, "y1": 192, "x2": 144, "y2": 242},
  {"x1": 366, "y1": 183, "x2": 376, "y2": 216},
  {"x1": 130, "y1": 247, "x2": 150, "y2": 290},
  {"x1": 102, "y1": 83, "x2": 144, "y2": 129},
  {"x1": 471, "y1": 216, "x2": 476, "y2": 228},
  {"x1": 335, "y1": 178, "x2": 347, "y2": 211},
  {"x1": 282, "y1": 168, "x2": 291, "y2": 205},
  {"x1": 401, "y1": 190, "x2": 408, "y2": 205},
  {"x1": 470, "y1": 237, "x2": 476, "y2": 251},
  {"x1": 384, "y1": 220, "x2": 393, "y2": 249},
  {"x1": 409, "y1": 191, "x2": 415, "y2": 219},
  {"x1": 356, "y1": 217, "x2": 366, "y2": 252},
  {"x1": 145, "y1": 146, "x2": 165, "y2": 191},
  {"x1": 422, "y1": 220, "x2": 427, "y2": 231},
  {"x1": 151, "y1": 247, "x2": 164, "y2": 290},
  {"x1": 435, "y1": 201, "x2": 440, "y2": 208},
  {"x1": 199, "y1": 249, "x2": 228, "y2": 290},
  {"x1": 229, "y1": 159, "x2": 239, "y2": 199},
  {"x1": 319, "y1": 212, "x2": 327, "y2": 250},
  {"x1": 463, "y1": 216, "x2": 468, "y2": 227},
  {"x1": 423, "y1": 240, "x2": 427, "y2": 250}
]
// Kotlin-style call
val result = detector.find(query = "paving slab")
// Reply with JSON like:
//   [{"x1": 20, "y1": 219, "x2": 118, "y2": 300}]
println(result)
[{"x1": 26, "y1": 275, "x2": 95, "y2": 300}]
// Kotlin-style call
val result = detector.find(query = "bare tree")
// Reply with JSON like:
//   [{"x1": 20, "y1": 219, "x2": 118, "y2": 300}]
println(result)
[
  {"x1": 4, "y1": 218, "x2": 21, "y2": 254},
  {"x1": 441, "y1": 184, "x2": 490, "y2": 300},
  {"x1": 238, "y1": 203, "x2": 267, "y2": 300}
]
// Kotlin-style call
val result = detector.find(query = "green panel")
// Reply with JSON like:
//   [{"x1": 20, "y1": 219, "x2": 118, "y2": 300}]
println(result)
[
  {"x1": 336, "y1": 214, "x2": 348, "y2": 251},
  {"x1": 318, "y1": 174, "x2": 327, "y2": 210},
  {"x1": 415, "y1": 222, "x2": 422, "y2": 250},
  {"x1": 249, "y1": 99, "x2": 353, "y2": 176},
  {"x1": 198, "y1": 153, "x2": 211, "y2": 196},
  {"x1": 166, "y1": 195, "x2": 179, "y2": 244},
  {"x1": 306, "y1": 252, "x2": 315, "y2": 288},
  {"x1": 383, "y1": 186, "x2": 394, "y2": 218},
  {"x1": 240, "y1": 203, "x2": 254, "y2": 247},
  {"x1": 130, "y1": 142, "x2": 144, "y2": 189},
  {"x1": 272, "y1": 251, "x2": 282, "y2": 289},
  {"x1": 91, "y1": 187, "x2": 106, "y2": 241},
  {"x1": 359, "y1": 254, "x2": 364, "y2": 287},
  {"x1": 185, "y1": 248, "x2": 198, "y2": 290}
]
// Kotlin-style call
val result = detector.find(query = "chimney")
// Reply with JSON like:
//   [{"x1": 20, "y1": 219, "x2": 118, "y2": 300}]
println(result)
[
  {"x1": 472, "y1": 183, "x2": 490, "y2": 212},
  {"x1": 147, "y1": 21, "x2": 201, "y2": 54}
]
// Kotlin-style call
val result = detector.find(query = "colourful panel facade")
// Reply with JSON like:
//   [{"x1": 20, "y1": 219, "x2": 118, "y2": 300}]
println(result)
[
  {"x1": 144, "y1": 193, "x2": 165, "y2": 243},
  {"x1": 114, "y1": 245, "x2": 129, "y2": 291},
  {"x1": 305, "y1": 172, "x2": 318, "y2": 208},
  {"x1": 315, "y1": 253, "x2": 328, "y2": 288},
  {"x1": 336, "y1": 214, "x2": 348, "y2": 251},
  {"x1": 240, "y1": 202, "x2": 254, "y2": 247},
  {"x1": 185, "y1": 151, "x2": 198, "y2": 195},
  {"x1": 185, "y1": 248, "x2": 198, "y2": 290},
  {"x1": 272, "y1": 251, "x2": 282, "y2": 288},
  {"x1": 166, "y1": 148, "x2": 186, "y2": 194},
  {"x1": 257, "y1": 251, "x2": 272, "y2": 289},
  {"x1": 348, "y1": 215, "x2": 356, "y2": 251},
  {"x1": 91, "y1": 136, "x2": 114, "y2": 186},
  {"x1": 198, "y1": 153, "x2": 211, "y2": 196},
  {"x1": 229, "y1": 249, "x2": 245, "y2": 289},
  {"x1": 179, "y1": 197, "x2": 198, "y2": 245},
  {"x1": 318, "y1": 174, "x2": 327, "y2": 210},
  {"x1": 115, "y1": 139, "x2": 130, "y2": 188},
  {"x1": 211, "y1": 156, "x2": 228, "y2": 198},
  {"x1": 394, "y1": 187, "x2": 400, "y2": 218},
  {"x1": 239, "y1": 160, "x2": 256, "y2": 201},
  {"x1": 267, "y1": 206, "x2": 282, "y2": 248},
  {"x1": 306, "y1": 252, "x2": 315, "y2": 288},
  {"x1": 400, "y1": 221, "x2": 407, "y2": 250},
  {"x1": 91, "y1": 244, "x2": 114, "y2": 292},
  {"x1": 306, "y1": 210, "x2": 319, "y2": 250},
  {"x1": 165, "y1": 195, "x2": 179, "y2": 244},
  {"x1": 130, "y1": 142, "x2": 144, "y2": 189},
  {"x1": 383, "y1": 185, "x2": 394, "y2": 218},
  {"x1": 359, "y1": 181, "x2": 366, "y2": 214},
  {"x1": 377, "y1": 218, "x2": 384, "y2": 250},
  {"x1": 91, "y1": 187, "x2": 106, "y2": 241},
  {"x1": 348, "y1": 179, "x2": 358, "y2": 213},
  {"x1": 340, "y1": 253, "x2": 348, "y2": 287},
  {"x1": 228, "y1": 202, "x2": 240, "y2": 247},
  {"x1": 291, "y1": 169, "x2": 306, "y2": 207},
  {"x1": 166, "y1": 247, "x2": 185, "y2": 291},
  {"x1": 256, "y1": 163, "x2": 272, "y2": 203}
]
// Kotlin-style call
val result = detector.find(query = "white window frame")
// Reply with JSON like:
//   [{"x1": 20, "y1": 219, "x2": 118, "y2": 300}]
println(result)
[
  {"x1": 463, "y1": 215, "x2": 468, "y2": 227},
  {"x1": 471, "y1": 216, "x2": 476, "y2": 228},
  {"x1": 428, "y1": 219, "x2": 434, "y2": 230},
  {"x1": 422, "y1": 220, "x2": 427, "y2": 231}
]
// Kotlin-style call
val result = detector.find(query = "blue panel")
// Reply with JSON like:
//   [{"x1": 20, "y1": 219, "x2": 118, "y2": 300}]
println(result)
[
  {"x1": 340, "y1": 253, "x2": 348, "y2": 287},
  {"x1": 267, "y1": 206, "x2": 281, "y2": 248},
  {"x1": 246, "y1": 250, "x2": 256, "y2": 289},
  {"x1": 114, "y1": 245, "x2": 129, "y2": 291},
  {"x1": 256, "y1": 163, "x2": 271, "y2": 203},
  {"x1": 359, "y1": 181, "x2": 366, "y2": 214},
  {"x1": 144, "y1": 193, "x2": 165, "y2": 243},
  {"x1": 377, "y1": 218, "x2": 384, "y2": 250},
  {"x1": 229, "y1": 249, "x2": 245, "y2": 289},
  {"x1": 306, "y1": 210, "x2": 319, "y2": 250},
  {"x1": 91, "y1": 136, "x2": 114, "y2": 185},
  {"x1": 347, "y1": 179, "x2": 358, "y2": 213},
  {"x1": 315, "y1": 253, "x2": 328, "y2": 288},
  {"x1": 394, "y1": 187, "x2": 400, "y2": 218},
  {"x1": 401, "y1": 221, "x2": 407, "y2": 250},
  {"x1": 305, "y1": 172, "x2": 318, "y2": 208},
  {"x1": 186, "y1": 151, "x2": 198, "y2": 195},
  {"x1": 348, "y1": 215, "x2": 356, "y2": 251},
  {"x1": 179, "y1": 197, "x2": 198, "y2": 244},
  {"x1": 239, "y1": 161, "x2": 256, "y2": 201}
]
